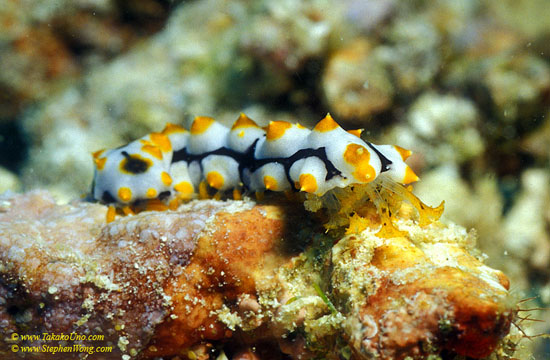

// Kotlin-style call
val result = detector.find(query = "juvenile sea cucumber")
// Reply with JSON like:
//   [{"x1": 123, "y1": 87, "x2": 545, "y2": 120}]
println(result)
[{"x1": 91, "y1": 113, "x2": 442, "y2": 234}]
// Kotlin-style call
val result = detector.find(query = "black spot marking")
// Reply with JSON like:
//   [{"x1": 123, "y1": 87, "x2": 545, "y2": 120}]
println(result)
[
  {"x1": 102, "y1": 191, "x2": 117, "y2": 203},
  {"x1": 121, "y1": 151, "x2": 150, "y2": 174},
  {"x1": 158, "y1": 191, "x2": 171, "y2": 200}
]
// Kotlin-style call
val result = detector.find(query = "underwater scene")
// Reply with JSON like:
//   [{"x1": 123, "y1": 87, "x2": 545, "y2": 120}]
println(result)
[{"x1": 0, "y1": 0, "x2": 549, "y2": 359}]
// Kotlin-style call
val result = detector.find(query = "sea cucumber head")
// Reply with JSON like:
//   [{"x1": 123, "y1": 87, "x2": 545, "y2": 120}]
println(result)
[{"x1": 92, "y1": 137, "x2": 173, "y2": 204}]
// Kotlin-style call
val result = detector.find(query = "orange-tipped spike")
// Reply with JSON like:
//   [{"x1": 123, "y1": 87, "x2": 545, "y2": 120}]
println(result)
[
  {"x1": 394, "y1": 145, "x2": 413, "y2": 161},
  {"x1": 231, "y1": 113, "x2": 259, "y2": 130},
  {"x1": 92, "y1": 149, "x2": 105, "y2": 159},
  {"x1": 162, "y1": 123, "x2": 187, "y2": 135},
  {"x1": 266, "y1": 121, "x2": 292, "y2": 141},
  {"x1": 190, "y1": 116, "x2": 215, "y2": 135},
  {"x1": 347, "y1": 129, "x2": 363, "y2": 138},
  {"x1": 93, "y1": 157, "x2": 107, "y2": 170},
  {"x1": 313, "y1": 113, "x2": 340, "y2": 133},
  {"x1": 141, "y1": 144, "x2": 163, "y2": 160},
  {"x1": 402, "y1": 166, "x2": 420, "y2": 184},
  {"x1": 149, "y1": 133, "x2": 172, "y2": 152}
]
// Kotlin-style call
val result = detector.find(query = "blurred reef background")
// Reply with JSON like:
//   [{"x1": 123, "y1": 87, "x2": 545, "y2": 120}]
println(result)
[{"x1": 0, "y1": 0, "x2": 549, "y2": 357}]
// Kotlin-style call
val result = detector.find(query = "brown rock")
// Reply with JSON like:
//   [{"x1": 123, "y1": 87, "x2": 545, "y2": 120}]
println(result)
[{"x1": 0, "y1": 191, "x2": 515, "y2": 359}]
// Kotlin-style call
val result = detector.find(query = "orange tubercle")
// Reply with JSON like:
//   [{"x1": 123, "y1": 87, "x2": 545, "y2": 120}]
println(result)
[
  {"x1": 347, "y1": 129, "x2": 363, "y2": 138},
  {"x1": 92, "y1": 149, "x2": 105, "y2": 159},
  {"x1": 402, "y1": 166, "x2": 420, "y2": 184},
  {"x1": 266, "y1": 121, "x2": 292, "y2": 141},
  {"x1": 206, "y1": 171, "x2": 224, "y2": 189},
  {"x1": 161, "y1": 172, "x2": 173, "y2": 186},
  {"x1": 94, "y1": 157, "x2": 107, "y2": 171},
  {"x1": 162, "y1": 123, "x2": 187, "y2": 135},
  {"x1": 231, "y1": 113, "x2": 259, "y2": 130},
  {"x1": 298, "y1": 174, "x2": 318, "y2": 193},
  {"x1": 394, "y1": 145, "x2": 412, "y2": 161},
  {"x1": 174, "y1": 181, "x2": 194, "y2": 195},
  {"x1": 146, "y1": 188, "x2": 158, "y2": 199},
  {"x1": 263, "y1": 175, "x2": 278, "y2": 190},
  {"x1": 191, "y1": 116, "x2": 215, "y2": 135},
  {"x1": 313, "y1": 114, "x2": 340, "y2": 133},
  {"x1": 118, "y1": 187, "x2": 132, "y2": 202},
  {"x1": 141, "y1": 144, "x2": 163, "y2": 160},
  {"x1": 149, "y1": 132, "x2": 172, "y2": 152}
]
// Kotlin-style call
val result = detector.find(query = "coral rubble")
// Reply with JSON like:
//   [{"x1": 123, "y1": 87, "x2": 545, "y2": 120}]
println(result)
[{"x1": 0, "y1": 191, "x2": 514, "y2": 359}]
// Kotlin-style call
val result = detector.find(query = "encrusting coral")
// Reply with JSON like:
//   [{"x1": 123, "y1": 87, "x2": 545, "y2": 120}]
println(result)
[{"x1": 0, "y1": 190, "x2": 515, "y2": 359}]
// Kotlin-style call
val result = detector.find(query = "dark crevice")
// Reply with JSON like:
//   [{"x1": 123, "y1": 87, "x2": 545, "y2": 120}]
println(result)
[{"x1": 0, "y1": 121, "x2": 28, "y2": 174}]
